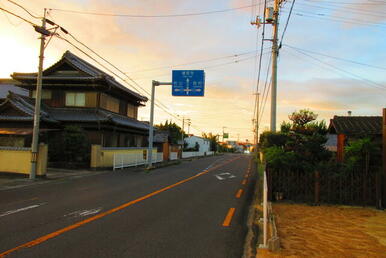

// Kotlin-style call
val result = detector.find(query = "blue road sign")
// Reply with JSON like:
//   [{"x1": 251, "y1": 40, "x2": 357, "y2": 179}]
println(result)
[{"x1": 172, "y1": 70, "x2": 205, "y2": 96}]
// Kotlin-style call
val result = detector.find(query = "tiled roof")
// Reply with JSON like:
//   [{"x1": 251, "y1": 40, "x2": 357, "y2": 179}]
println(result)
[
  {"x1": 12, "y1": 51, "x2": 147, "y2": 102},
  {"x1": 0, "y1": 80, "x2": 28, "y2": 99},
  {"x1": 328, "y1": 116, "x2": 382, "y2": 135},
  {"x1": 0, "y1": 92, "x2": 149, "y2": 131},
  {"x1": 0, "y1": 92, "x2": 57, "y2": 123}
]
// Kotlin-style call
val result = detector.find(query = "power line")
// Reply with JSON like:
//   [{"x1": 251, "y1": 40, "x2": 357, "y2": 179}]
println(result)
[
  {"x1": 286, "y1": 4, "x2": 386, "y2": 21},
  {"x1": 6, "y1": 0, "x2": 41, "y2": 19},
  {"x1": 295, "y1": 1, "x2": 386, "y2": 17},
  {"x1": 284, "y1": 47, "x2": 386, "y2": 92},
  {"x1": 0, "y1": 6, "x2": 38, "y2": 26},
  {"x1": 291, "y1": 11, "x2": 386, "y2": 28},
  {"x1": 278, "y1": 0, "x2": 296, "y2": 49},
  {"x1": 259, "y1": 55, "x2": 272, "y2": 123},
  {"x1": 56, "y1": 31, "x2": 190, "y2": 121},
  {"x1": 131, "y1": 52, "x2": 270, "y2": 80},
  {"x1": 130, "y1": 49, "x2": 262, "y2": 74},
  {"x1": 259, "y1": 78, "x2": 272, "y2": 126},
  {"x1": 49, "y1": 4, "x2": 259, "y2": 18},
  {"x1": 300, "y1": 0, "x2": 386, "y2": 5},
  {"x1": 0, "y1": 3, "x2": 22, "y2": 26},
  {"x1": 283, "y1": 44, "x2": 386, "y2": 71},
  {"x1": 252, "y1": 0, "x2": 268, "y2": 131},
  {"x1": 55, "y1": 34, "x2": 188, "y2": 125}
]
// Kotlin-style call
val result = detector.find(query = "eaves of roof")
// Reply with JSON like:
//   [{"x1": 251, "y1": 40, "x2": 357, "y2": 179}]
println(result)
[{"x1": 329, "y1": 116, "x2": 382, "y2": 135}]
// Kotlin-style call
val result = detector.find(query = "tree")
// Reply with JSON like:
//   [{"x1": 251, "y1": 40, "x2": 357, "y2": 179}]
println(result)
[
  {"x1": 156, "y1": 120, "x2": 186, "y2": 144},
  {"x1": 202, "y1": 132, "x2": 219, "y2": 152},
  {"x1": 48, "y1": 125, "x2": 90, "y2": 167},
  {"x1": 345, "y1": 137, "x2": 381, "y2": 173},
  {"x1": 261, "y1": 109, "x2": 331, "y2": 172},
  {"x1": 289, "y1": 109, "x2": 317, "y2": 126}
]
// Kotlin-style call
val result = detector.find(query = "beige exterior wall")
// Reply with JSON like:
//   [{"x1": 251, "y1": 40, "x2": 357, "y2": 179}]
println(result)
[
  {"x1": 90, "y1": 145, "x2": 157, "y2": 168},
  {"x1": 0, "y1": 144, "x2": 47, "y2": 175}
]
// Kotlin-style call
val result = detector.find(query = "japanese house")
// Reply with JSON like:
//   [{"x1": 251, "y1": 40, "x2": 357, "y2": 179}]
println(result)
[
  {"x1": 327, "y1": 115, "x2": 382, "y2": 162},
  {"x1": 0, "y1": 51, "x2": 150, "y2": 163}
]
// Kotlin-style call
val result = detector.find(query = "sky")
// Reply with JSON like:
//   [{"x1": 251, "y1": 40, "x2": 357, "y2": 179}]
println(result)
[{"x1": 0, "y1": 0, "x2": 385, "y2": 142}]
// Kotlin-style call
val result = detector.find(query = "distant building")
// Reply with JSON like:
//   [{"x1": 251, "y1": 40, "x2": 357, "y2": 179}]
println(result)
[
  {"x1": 184, "y1": 135, "x2": 210, "y2": 154},
  {"x1": 226, "y1": 140, "x2": 244, "y2": 152},
  {"x1": 327, "y1": 115, "x2": 382, "y2": 161}
]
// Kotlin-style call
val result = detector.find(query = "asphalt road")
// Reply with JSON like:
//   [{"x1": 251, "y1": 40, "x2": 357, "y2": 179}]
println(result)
[{"x1": 0, "y1": 154, "x2": 256, "y2": 258}]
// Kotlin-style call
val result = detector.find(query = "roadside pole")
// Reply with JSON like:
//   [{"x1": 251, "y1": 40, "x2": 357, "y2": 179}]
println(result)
[
  {"x1": 263, "y1": 170, "x2": 268, "y2": 247},
  {"x1": 254, "y1": 93, "x2": 260, "y2": 156},
  {"x1": 181, "y1": 117, "x2": 185, "y2": 157},
  {"x1": 147, "y1": 71, "x2": 205, "y2": 168},
  {"x1": 147, "y1": 81, "x2": 172, "y2": 169},
  {"x1": 383, "y1": 108, "x2": 386, "y2": 208},
  {"x1": 30, "y1": 9, "x2": 47, "y2": 179},
  {"x1": 270, "y1": 0, "x2": 279, "y2": 132}
]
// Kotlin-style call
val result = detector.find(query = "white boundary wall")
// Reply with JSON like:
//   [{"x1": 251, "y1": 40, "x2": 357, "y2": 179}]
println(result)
[
  {"x1": 112, "y1": 149, "x2": 162, "y2": 170},
  {"x1": 182, "y1": 151, "x2": 214, "y2": 158},
  {"x1": 170, "y1": 152, "x2": 178, "y2": 160}
]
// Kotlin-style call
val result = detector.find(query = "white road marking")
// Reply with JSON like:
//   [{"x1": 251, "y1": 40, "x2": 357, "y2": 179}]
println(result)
[
  {"x1": 0, "y1": 203, "x2": 46, "y2": 218},
  {"x1": 215, "y1": 172, "x2": 236, "y2": 181},
  {"x1": 64, "y1": 208, "x2": 102, "y2": 218}
]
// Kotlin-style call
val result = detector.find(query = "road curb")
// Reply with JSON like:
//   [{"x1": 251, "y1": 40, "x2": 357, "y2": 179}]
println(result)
[
  {"x1": 242, "y1": 160, "x2": 260, "y2": 258},
  {"x1": 0, "y1": 170, "x2": 108, "y2": 191}
]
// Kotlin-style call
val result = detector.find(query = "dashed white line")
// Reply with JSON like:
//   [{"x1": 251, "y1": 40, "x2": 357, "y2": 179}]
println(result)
[
  {"x1": 64, "y1": 208, "x2": 102, "y2": 218},
  {"x1": 0, "y1": 203, "x2": 46, "y2": 218}
]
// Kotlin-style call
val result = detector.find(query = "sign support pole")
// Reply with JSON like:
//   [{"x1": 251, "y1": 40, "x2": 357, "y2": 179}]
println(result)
[{"x1": 147, "y1": 80, "x2": 171, "y2": 169}]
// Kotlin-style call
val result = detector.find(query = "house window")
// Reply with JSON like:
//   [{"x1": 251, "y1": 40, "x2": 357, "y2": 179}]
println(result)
[
  {"x1": 65, "y1": 92, "x2": 85, "y2": 107},
  {"x1": 32, "y1": 90, "x2": 51, "y2": 99},
  {"x1": 100, "y1": 93, "x2": 119, "y2": 113},
  {"x1": 127, "y1": 103, "x2": 137, "y2": 118}
]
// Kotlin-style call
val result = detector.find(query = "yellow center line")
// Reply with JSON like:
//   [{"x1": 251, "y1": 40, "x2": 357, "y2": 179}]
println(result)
[
  {"x1": 0, "y1": 156, "x2": 243, "y2": 257},
  {"x1": 235, "y1": 189, "x2": 243, "y2": 199},
  {"x1": 222, "y1": 208, "x2": 236, "y2": 227}
]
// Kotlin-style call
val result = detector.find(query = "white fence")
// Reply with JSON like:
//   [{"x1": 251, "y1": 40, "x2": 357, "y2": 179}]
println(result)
[
  {"x1": 170, "y1": 152, "x2": 178, "y2": 160},
  {"x1": 182, "y1": 152, "x2": 199, "y2": 158},
  {"x1": 113, "y1": 151, "x2": 163, "y2": 170},
  {"x1": 182, "y1": 151, "x2": 214, "y2": 158}
]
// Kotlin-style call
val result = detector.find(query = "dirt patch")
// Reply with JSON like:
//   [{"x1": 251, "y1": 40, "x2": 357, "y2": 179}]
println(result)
[{"x1": 257, "y1": 203, "x2": 386, "y2": 257}]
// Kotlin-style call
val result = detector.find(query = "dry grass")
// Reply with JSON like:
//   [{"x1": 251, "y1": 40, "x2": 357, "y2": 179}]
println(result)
[{"x1": 257, "y1": 203, "x2": 386, "y2": 258}]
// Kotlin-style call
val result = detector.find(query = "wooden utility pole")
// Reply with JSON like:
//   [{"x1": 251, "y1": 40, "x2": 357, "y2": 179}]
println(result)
[
  {"x1": 270, "y1": 0, "x2": 280, "y2": 132},
  {"x1": 254, "y1": 93, "x2": 260, "y2": 155},
  {"x1": 30, "y1": 9, "x2": 47, "y2": 179},
  {"x1": 383, "y1": 108, "x2": 386, "y2": 207}
]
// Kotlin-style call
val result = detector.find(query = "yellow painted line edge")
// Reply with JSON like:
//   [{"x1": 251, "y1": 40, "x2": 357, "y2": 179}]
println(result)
[
  {"x1": 222, "y1": 208, "x2": 236, "y2": 227},
  {"x1": 235, "y1": 189, "x2": 243, "y2": 199}
]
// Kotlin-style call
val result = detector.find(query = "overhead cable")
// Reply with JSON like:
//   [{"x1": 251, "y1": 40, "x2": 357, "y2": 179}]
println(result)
[
  {"x1": 285, "y1": 47, "x2": 386, "y2": 92},
  {"x1": 49, "y1": 4, "x2": 259, "y2": 18},
  {"x1": 6, "y1": 0, "x2": 41, "y2": 19},
  {"x1": 283, "y1": 44, "x2": 386, "y2": 71}
]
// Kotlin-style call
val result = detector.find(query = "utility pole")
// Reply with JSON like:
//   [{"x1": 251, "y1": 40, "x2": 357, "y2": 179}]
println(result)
[
  {"x1": 186, "y1": 119, "x2": 191, "y2": 135},
  {"x1": 255, "y1": 93, "x2": 260, "y2": 155},
  {"x1": 181, "y1": 117, "x2": 185, "y2": 155},
  {"x1": 270, "y1": 0, "x2": 280, "y2": 132},
  {"x1": 251, "y1": 1, "x2": 281, "y2": 132},
  {"x1": 30, "y1": 9, "x2": 47, "y2": 179}
]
